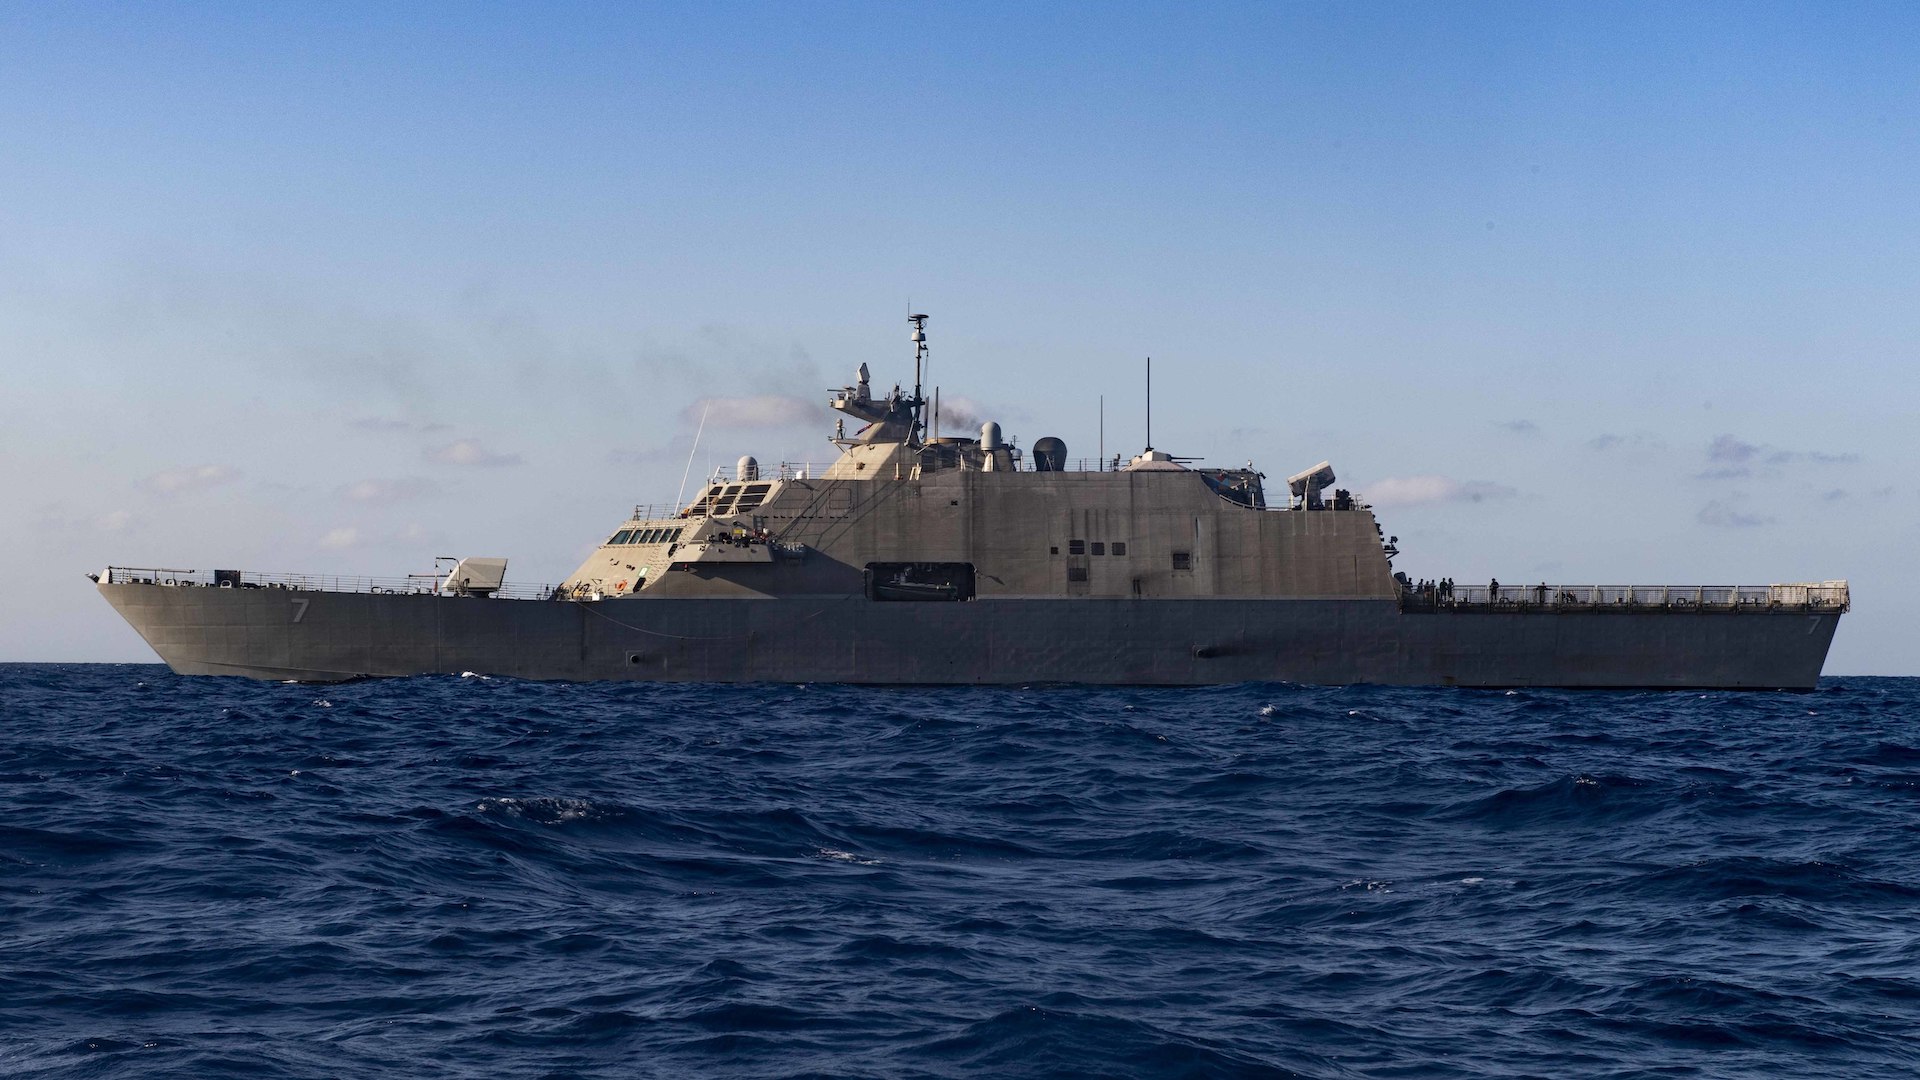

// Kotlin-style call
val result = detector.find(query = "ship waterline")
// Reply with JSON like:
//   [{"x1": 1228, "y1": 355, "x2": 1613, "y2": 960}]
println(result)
[{"x1": 94, "y1": 317, "x2": 1848, "y2": 687}]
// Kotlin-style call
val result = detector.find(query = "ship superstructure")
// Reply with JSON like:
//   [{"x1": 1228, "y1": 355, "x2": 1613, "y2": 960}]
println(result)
[{"x1": 95, "y1": 317, "x2": 1848, "y2": 687}]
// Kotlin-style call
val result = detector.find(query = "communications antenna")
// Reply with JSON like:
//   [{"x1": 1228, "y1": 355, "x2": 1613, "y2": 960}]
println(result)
[
  {"x1": 1144, "y1": 356, "x2": 1152, "y2": 451},
  {"x1": 676, "y1": 401, "x2": 710, "y2": 509}
]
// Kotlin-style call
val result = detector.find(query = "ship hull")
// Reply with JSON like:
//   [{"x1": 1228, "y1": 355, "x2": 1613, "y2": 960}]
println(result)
[{"x1": 99, "y1": 582, "x2": 1841, "y2": 689}]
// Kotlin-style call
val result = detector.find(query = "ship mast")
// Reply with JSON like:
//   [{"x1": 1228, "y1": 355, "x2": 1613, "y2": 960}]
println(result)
[{"x1": 909, "y1": 312, "x2": 930, "y2": 445}]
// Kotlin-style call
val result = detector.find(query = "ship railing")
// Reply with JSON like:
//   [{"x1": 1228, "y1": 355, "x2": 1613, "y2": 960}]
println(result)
[
  {"x1": 1403, "y1": 582, "x2": 1849, "y2": 612},
  {"x1": 1018, "y1": 457, "x2": 1127, "y2": 472},
  {"x1": 702, "y1": 457, "x2": 1171, "y2": 481},
  {"x1": 689, "y1": 463, "x2": 832, "y2": 484},
  {"x1": 674, "y1": 464, "x2": 833, "y2": 486},
  {"x1": 689, "y1": 456, "x2": 1248, "y2": 484},
  {"x1": 629, "y1": 502, "x2": 696, "y2": 522},
  {"x1": 102, "y1": 566, "x2": 562, "y2": 601}
]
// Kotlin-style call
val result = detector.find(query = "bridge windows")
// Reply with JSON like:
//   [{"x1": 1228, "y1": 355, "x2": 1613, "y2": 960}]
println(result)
[
  {"x1": 613, "y1": 526, "x2": 688, "y2": 546},
  {"x1": 1171, "y1": 552, "x2": 1192, "y2": 571},
  {"x1": 1068, "y1": 539, "x2": 1086, "y2": 555}
]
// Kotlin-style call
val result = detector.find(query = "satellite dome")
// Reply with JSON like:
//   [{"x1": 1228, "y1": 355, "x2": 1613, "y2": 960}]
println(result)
[{"x1": 1033, "y1": 437, "x2": 1068, "y2": 472}]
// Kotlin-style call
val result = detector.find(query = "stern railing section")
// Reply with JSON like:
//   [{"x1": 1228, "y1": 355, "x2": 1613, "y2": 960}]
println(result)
[
  {"x1": 101, "y1": 567, "x2": 561, "y2": 601},
  {"x1": 1400, "y1": 583, "x2": 1850, "y2": 613}
]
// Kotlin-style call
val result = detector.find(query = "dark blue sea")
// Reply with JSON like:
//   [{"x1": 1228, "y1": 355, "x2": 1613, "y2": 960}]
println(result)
[{"x1": 3, "y1": 666, "x2": 1918, "y2": 1078}]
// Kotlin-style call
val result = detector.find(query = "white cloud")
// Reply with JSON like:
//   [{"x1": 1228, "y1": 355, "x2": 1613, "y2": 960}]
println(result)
[
  {"x1": 1587, "y1": 431, "x2": 1665, "y2": 452},
  {"x1": 681, "y1": 394, "x2": 819, "y2": 428},
  {"x1": 98, "y1": 509, "x2": 135, "y2": 532},
  {"x1": 425, "y1": 439, "x2": 523, "y2": 468},
  {"x1": 607, "y1": 443, "x2": 678, "y2": 467},
  {"x1": 350, "y1": 416, "x2": 448, "y2": 434},
  {"x1": 1698, "y1": 434, "x2": 1858, "y2": 480},
  {"x1": 1364, "y1": 475, "x2": 1517, "y2": 507},
  {"x1": 143, "y1": 464, "x2": 239, "y2": 494},
  {"x1": 339, "y1": 477, "x2": 439, "y2": 504},
  {"x1": 318, "y1": 527, "x2": 361, "y2": 549},
  {"x1": 1697, "y1": 500, "x2": 1772, "y2": 528}
]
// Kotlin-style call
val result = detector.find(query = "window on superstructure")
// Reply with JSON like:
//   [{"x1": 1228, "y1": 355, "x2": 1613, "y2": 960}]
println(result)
[
  {"x1": 1091, "y1": 542, "x2": 1105, "y2": 555},
  {"x1": 1066, "y1": 567, "x2": 1088, "y2": 583},
  {"x1": 1068, "y1": 539, "x2": 1086, "y2": 555},
  {"x1": 733, "y1": 480, "x2": 771, "y2": 511},
  {"x1": 1112, "y1": 542, "x2": 1127, "y2": 556},
  {"x1": 689, "y1": 485, "x2": 722, "y2": 517},
  {"x1": 670, "y1": 527, "x2": 684, "y2": 542},
  {"x1": 610, "y1": 530, "x2": 635, "y2": 545},
  {"x1": 1171, "y1": 552, "x2": 1192, "y2": 571}
]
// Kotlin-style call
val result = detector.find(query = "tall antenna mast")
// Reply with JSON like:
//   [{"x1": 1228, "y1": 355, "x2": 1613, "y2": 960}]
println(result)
[
  {"x1": 676, "y1": 401, "x2": 710, "y2": 509},
  {"x1": 1099, "y1": 394, "x2": 1104, "y2": 469},
  {"x1": 1145, "y1": 356, "x2": 1152, "y2": 451},
  {"x1": 909, "y1": 313, "x2": 929, "y2": 441}
]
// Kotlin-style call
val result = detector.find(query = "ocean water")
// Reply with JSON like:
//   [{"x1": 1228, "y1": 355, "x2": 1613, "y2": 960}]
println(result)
[{"x1": 2, "y1": 666, "x2": 1917, "y2": 1079}]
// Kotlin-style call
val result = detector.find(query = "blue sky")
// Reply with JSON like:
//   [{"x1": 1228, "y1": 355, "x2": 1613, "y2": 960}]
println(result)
[{"x1": 3, "y1": 2, "x2": 1915, "y2": 671}]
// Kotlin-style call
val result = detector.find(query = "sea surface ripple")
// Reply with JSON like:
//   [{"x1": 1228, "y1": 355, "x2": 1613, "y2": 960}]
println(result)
[{"x1": 2, "y1": 666, "x2": 1918, "y2": 1078}]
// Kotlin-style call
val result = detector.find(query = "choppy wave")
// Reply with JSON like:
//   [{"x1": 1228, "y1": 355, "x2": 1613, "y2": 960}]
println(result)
[{"x1": 2, "y1": 666, "x2": 1918, "y2": 1077}]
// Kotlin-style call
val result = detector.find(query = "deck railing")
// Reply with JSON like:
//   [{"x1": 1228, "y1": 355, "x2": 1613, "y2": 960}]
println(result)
[
  {"x1": 629, "y1": 503, "x2": 693, "y2": 522},
  {"x1": 684, "y1": 456, "x2": 1144, "y2": 485},
  {"x1": 101, "y1": 567, "x2": 561, "y2": 601},
  {"x1": 104, "y1": 566, "x2": 1850, "y2": 614},
  {"x1": 1401, "y1": 582, "x2": 1850, "y2": 612}
]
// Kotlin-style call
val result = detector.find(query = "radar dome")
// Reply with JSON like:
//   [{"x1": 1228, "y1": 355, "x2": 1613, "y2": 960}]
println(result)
[
  {"x1": 736, "y1": 456, "x2": 760, "y2": 482},
  {"x1": 1033, "y1": 437, "x2": 1068, "y2": 472}
]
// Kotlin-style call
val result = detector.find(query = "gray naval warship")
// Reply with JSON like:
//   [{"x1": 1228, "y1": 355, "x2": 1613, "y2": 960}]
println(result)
[{"x1": 96, "y1": 317, "x2": 1848, "y2": 687}]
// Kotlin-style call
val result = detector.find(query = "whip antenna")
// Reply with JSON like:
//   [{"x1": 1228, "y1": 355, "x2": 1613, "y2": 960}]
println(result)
[{"x1": 676, "y1": 401, "x2": 710, "y2": 509}]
